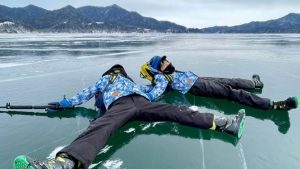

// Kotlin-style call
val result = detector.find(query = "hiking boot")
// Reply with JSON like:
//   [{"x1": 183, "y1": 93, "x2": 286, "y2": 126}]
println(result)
[
  {"x1": 252, "y1": 74, "x2": 264, "y2": 89},
  {"x1": 214, "y1": 109, "x2": 246, "y2": 138},
  {"x1": 13, "y1": 154, "x2": 75, "y2": 169},
  {"x1": 271, "y1": 97, "x2": 298, "y2": 110}
]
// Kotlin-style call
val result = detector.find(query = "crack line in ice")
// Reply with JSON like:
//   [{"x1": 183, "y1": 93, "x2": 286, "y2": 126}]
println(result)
[
  {"x1": 26, "y1": 129, "x2": 83, "y2": 155},
  {"x1": 237, "y1": 142, "x2": 248, "y2": 169},
  {"x1": 0, "y1": 68, "x2": 86, "y2": 83},
  {"x1": 76, "y1": 51, "x2": 143, "y2": 59},
  {"x1": 199, "y1": 130, "x2": 206, "y2": 169}
]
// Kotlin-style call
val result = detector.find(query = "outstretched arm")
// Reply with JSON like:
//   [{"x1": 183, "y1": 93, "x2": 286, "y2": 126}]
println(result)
[
  {"x1": 137, "y1": 84, "x2": 153, "y2": 93},
  {"x1": 68, "y1": 76, "x2": 109, "y2": 106},
  {"x1": 144, "y1": 74, "x2": 169, "y2": 101}
]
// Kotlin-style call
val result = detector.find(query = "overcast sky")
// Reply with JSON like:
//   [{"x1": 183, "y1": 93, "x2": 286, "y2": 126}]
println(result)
[{"x1": 1, "y1": 0, "x2": 300, "y2": 28}]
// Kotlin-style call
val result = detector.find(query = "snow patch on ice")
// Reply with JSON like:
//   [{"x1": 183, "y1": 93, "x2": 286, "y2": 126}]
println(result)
[
  {"x1": 103, "y1": 159, "x2": 124, "y2": 169},
  {"x1": 142, "y1": 124, "x2": 151, "y2": 131},
  {"x1": 152, "y1": 122, "x2": 163, "y2": 127},
  {"x1": 89, "y1": 161, "x2": 102, "y2": 169},
  {"x1": 124, "y1": 128, "x2": 135, "y2": 133},
  {"x1": 47, "y1": 145, "x2": 66, "y2": 159},
  {"x1": 100, "y1": 145, "x2": 113, "y2": 154},
  {"x1": 189, "y1": 105, "x2": 199, "y2": 111}
]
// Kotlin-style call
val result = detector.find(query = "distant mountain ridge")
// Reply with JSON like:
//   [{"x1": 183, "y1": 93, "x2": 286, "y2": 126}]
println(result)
[
  {"x1": 200, "y1": 13, "x2": 300, "y2": 33},
  {"x1": 1, "y1": 4, "x2": 300, "y2": 33},
  {"x1": 0, "y1": 4, "x2": 187, "y2": 33}
]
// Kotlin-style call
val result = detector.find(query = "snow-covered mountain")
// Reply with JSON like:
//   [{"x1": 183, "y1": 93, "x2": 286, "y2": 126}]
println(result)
[
  {"x1": 0, "y1": 4, "x2": 187, "y2": 33},
  {"x1": 0, "y1": 21, "x2": 29, "y2": 33}
]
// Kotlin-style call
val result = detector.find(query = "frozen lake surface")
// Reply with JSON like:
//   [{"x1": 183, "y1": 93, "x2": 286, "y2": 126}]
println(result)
[{"x1": 0, "y1": 33, "x2": 300, "y2": 169}]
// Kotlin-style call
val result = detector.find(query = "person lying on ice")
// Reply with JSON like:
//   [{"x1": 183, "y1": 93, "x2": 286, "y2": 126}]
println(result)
[
  {"x1": 14, "y1": 64, "x2": 245, "y2": 169},
  {"x1": 140, "y1": 56, "x2": 298, "y2": 111}
]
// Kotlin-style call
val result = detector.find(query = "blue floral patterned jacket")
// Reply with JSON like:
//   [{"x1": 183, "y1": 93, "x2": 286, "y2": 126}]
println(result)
[
  {"x1": 67, "y1": 74, "x2": 168, "y2": 109},
  {"x1": 170, "y1": 71, "x2": 199, "y2": 94},
  {"x1": 150, "y1": 71, "x2": 199, "y2": 94}
]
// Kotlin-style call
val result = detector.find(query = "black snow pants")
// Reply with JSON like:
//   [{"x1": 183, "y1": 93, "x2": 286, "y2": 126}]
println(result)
[
  {"x1": 189, "y1": 77, "x2": 270, "y2": 109},
  {"x1": 59, "y1": 95, "x2": 214, "y2": 168}
]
